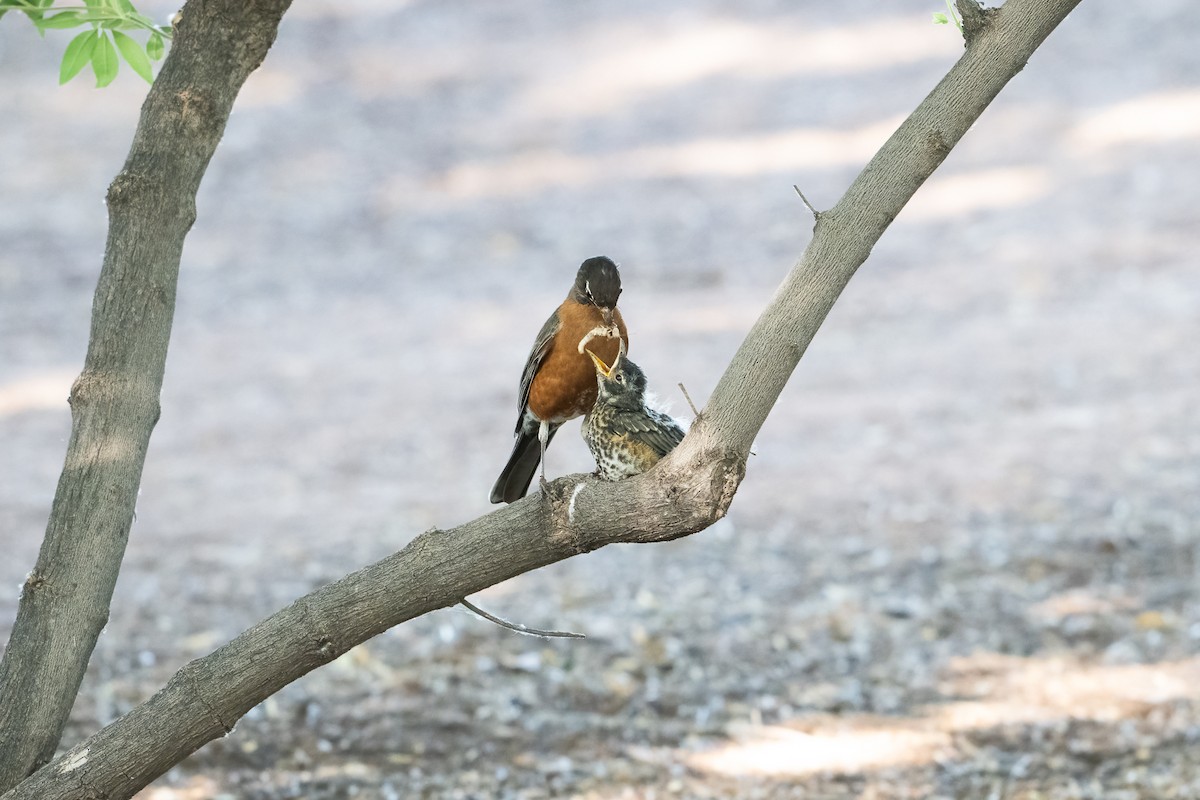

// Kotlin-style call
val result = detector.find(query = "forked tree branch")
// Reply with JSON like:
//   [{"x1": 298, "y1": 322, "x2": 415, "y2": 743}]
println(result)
[
  {"x1": 2, "y1": 0, "x2": 1082, "y2": 797},
  {"x1": 0, "y1": 0, "x2": 293, "y2": 793}
]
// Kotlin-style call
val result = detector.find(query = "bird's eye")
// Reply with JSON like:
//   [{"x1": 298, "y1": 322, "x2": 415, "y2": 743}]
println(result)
[{"x1": 615, "y1": 373, "x2": 624, "y2": 384}]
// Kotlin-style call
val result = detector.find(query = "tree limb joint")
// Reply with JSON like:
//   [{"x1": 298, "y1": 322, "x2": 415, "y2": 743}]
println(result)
[
  {"x1": 956, "y1": 0, "x2": 996, "y2": 44},
  {"x1": 544, "y1": 478, "x2": 597, "y2": 555},
  {"x1": 298, "y1": 597, "x2": 343, "y2": 664}
]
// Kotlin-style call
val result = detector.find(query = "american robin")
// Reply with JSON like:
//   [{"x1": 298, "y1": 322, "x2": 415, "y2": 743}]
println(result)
[
  {"x1": 582, "y1": 342, "x2": 686, "y2": 481},
  {"x1": 490, "y1": 256, "x2": 630, "y2": 504}
]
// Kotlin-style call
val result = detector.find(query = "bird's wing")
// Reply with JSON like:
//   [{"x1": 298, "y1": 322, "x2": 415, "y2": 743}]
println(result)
[
  {"x1": 515, "y1": 309, "x2": 562, "y2": 433},
  {"x1": 609, "y1": 407, "x2": 686, "y2": 459}
]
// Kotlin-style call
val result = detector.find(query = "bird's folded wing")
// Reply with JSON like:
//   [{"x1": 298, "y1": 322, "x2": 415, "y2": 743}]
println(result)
[
  {"x1": 610, "y1": 408, "x2": 686, "y2": 459},
  {"x1": 516, "y1": 310, "x2": 562, "y2": 431}
]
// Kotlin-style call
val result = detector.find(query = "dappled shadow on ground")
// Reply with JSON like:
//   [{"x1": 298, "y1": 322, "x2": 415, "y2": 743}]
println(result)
[
  {"x1": 684, "y1": 655, "x2": 1200, "y2": 794},
  {"x1": 2, "y1": 0, "x2": 1199, "y2": 798},
  {"x1": 119, "y1": 518, "x2": 1200, "y2": 799}
]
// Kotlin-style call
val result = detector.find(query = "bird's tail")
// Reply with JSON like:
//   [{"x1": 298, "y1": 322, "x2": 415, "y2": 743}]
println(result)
[{"x1": 489, "y1": 423, "x2": 560, "y2": 503}]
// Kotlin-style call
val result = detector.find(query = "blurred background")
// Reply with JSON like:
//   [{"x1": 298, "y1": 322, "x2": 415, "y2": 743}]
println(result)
[{"x1": 2, "y1": 1, "x2": 1198, "y2": 797}]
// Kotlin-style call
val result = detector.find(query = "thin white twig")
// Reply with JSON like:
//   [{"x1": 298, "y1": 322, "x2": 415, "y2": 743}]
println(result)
[
  {"x1": 677, "y1": 382, "x2": 701, "y2": 418},
  {"x1": 792, "y1": 184, "x2": 820, "y2": 220},
  {"x1": 459, "y1": 598, "x2": 585, "y2": 639}
]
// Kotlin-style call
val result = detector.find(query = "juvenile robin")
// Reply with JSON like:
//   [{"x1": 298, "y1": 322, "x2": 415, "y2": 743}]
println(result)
[
  {"x1": 490, "y1": 256, "x2": 630, "y2": 504},
  {"x1": 583, "y1": 342, "x2": 686, "y2": 481}
]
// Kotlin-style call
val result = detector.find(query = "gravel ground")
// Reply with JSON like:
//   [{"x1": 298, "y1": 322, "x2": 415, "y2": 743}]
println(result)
[{"x1": 2, "y1": 1, "x2": 1199, "y2": 798}]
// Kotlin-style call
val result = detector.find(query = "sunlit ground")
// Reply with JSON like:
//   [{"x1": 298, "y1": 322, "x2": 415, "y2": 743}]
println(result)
[{"x1": 688, "y1": 654, "x2": 1200, "y2": 777}]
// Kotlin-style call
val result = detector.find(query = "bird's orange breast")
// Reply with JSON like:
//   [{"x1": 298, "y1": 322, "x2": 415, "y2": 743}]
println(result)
[{"x1": 528, "y1": 300, "x2": 628, "y2": 424}]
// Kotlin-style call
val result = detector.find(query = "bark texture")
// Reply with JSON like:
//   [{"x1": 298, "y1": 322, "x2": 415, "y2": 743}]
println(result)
[
  {"x1": 1, "y1": 0, "x2": 1081, "y2": 797},
  {"x1": 704, "y1": 0, "x2": 1080, "y2": 447},
  {"x1": 0, "y1": 0, "x2": 293, "y2": 794}
]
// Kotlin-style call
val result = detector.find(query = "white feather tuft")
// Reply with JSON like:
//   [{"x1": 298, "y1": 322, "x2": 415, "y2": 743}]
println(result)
[{"x1": 644, "y1": 390, "x2": 690, "y2": 430}]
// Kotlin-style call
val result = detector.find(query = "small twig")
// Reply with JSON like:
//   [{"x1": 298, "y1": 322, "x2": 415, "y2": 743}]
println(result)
[
  {"x1": 678, "y1": 381, "x2": 749, "y2": 452},
  {"x1": 955, "y1": 0, "x2": 992, "y2": 42},
  {"x1": 677, "y1": 382, "x2": 701, "y2": 418},
  {"x1": 944, "y1": 0, "x2": 965, "y2": 32},
  {"x1": 792, "y1": 184, "x2": 820, "y2": 221},
  {"x1": 458, "y1": 598, "x2": 585, "y2": 639}
]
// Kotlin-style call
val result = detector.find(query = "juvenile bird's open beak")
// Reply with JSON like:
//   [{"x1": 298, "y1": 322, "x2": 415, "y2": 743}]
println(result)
[
  {"x1": 585, "y1": 349, "x2": 612, "y2": 378},
  {"x1": 609, "y1": 337, "x2": 626, "y2": 371}
]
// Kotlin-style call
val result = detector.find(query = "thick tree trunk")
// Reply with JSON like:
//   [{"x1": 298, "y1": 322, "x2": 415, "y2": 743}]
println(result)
[
  {"x1": 0, "y1": 0, "x2": 1082, "y2": 798},
  {"x1": 0, "y1": 0, "x2": 293, "y2": 793}
]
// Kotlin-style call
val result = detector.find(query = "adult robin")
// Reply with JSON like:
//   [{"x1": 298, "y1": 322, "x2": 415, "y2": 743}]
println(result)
[
  {"x1": 490, "y1": 256, "x2": 630, "y2": 504},
  {"x1": 583, "y1": 342, "x2": 686, "y2": 481}
]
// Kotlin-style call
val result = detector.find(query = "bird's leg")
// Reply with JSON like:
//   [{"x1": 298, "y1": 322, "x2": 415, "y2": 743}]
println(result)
[{"x1": 538, "y1": 420, "x2": 551, "y2": 489}]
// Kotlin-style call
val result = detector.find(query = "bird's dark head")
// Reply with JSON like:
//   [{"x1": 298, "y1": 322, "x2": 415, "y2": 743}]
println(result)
[
  {"x1": 572, "y1": 256, "x2": 622, "y2": 312},
  {"x1": 586, "y1": 341, "x2": 647, "y2": 410}
]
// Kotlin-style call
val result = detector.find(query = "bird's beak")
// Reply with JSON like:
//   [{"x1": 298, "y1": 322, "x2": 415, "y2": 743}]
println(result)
[
  {"x1": 601, "y1": 307, "x2": 614, "y2": 326},
  {"x1": 585, "y1": 349, "x2": 612, "y2": 378}
]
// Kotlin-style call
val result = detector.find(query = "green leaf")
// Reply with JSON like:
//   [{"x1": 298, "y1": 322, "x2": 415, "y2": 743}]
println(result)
[
  {"x1": 112, "y1": 29, "x2": 152, "y2": 83},
  {"x1": 25, "y1": 0, "x2": 47, "y2": 26},
  {"x1": 0, "y1": 0, "x2": 36, "y2": 21},
  {"x1": 38, "y1": 10, "x2": 87, "y2": 29},
  {"x1": 59, "y1": 29, "x2": 98, "y2": 84},
  {"x1": 131, "y1": 11, "x2": 159, "y2": 30},
  {"x1": 91, "y1": 30, "x2": 119, "y2": 87},
  {"x1": 932, "y1": 12, "x2": 949, "y2": 23},
  {"x1": 146, "y1": 30, "x2": 164, "y2": 60}
]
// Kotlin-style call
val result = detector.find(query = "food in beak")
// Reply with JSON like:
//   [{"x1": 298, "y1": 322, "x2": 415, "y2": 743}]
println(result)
[{"x1": 585, "y1": 349, "x2": 612, "y2": 378}]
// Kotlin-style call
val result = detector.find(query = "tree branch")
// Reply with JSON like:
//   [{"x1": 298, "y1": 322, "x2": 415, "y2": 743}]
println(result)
[
  {"x1": 459, "y1": 598, "x2": 586, "y2": 639},
  {"x1": 792, "y1": 184, "x2": 821, "y2": 222},
  {"x1": 957, "y1": 0, "x2": 998, "y2": 44},
  {"x1": 0, "y1": 0, "x2": 293, "y2": 794},
  {"x1": 701, "y1": 0, "x2": 1080, "y2": 449},
  {"x1": 1, "y1": 0, "x2": 1083, "y2": 797}
]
